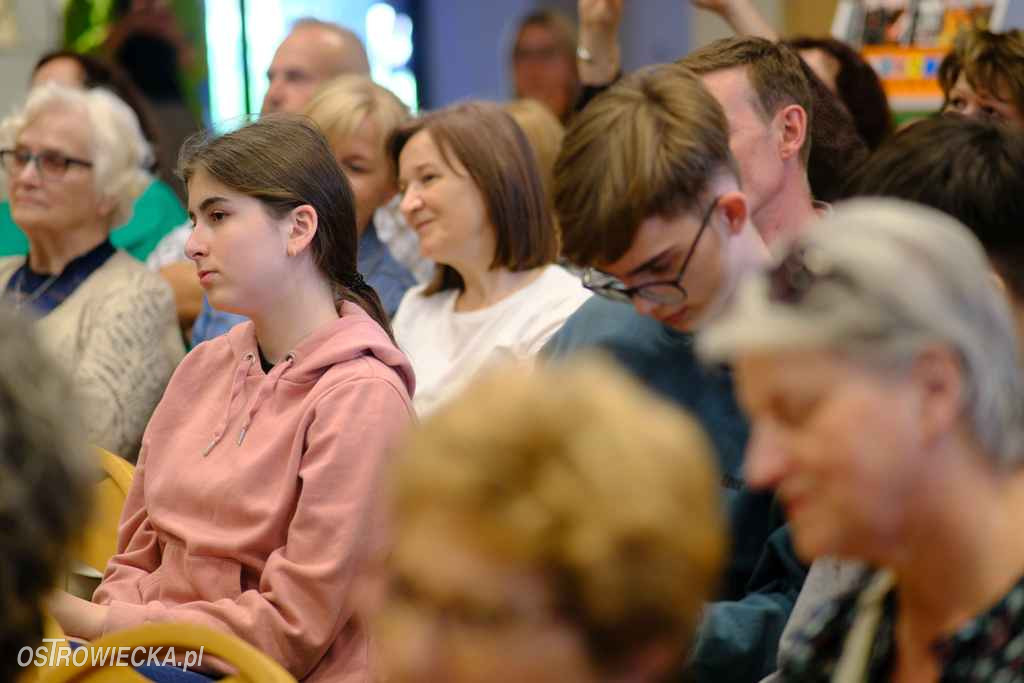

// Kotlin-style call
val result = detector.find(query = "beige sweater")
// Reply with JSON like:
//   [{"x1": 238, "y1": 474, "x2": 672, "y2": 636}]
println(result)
[{"x1": 0, "y1": 252, "x2": 184, "y2": 460}]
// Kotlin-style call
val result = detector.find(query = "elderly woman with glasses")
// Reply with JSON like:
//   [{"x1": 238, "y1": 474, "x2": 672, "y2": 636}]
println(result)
[
  {"x1": 0, "y1": 84, "x2": 184, "y2": 460},
  {"x1": 700, "y1": 199, "x2": 1024, "y2": 682}
]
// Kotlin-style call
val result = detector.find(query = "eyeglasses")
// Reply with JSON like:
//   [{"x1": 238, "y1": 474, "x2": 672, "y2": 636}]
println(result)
[
  {"x1": 0, "y1": 147, "x2": 93, "y2": 181},
  {"x1": 582, "y1": 196, "x2": 721, "y2": 306},
  {"x1": 767, "y1": 244, "x2": 854, "y2": 306},
  {"x1": 513, "y1": 45, "x2": 564, "y2": 63}
]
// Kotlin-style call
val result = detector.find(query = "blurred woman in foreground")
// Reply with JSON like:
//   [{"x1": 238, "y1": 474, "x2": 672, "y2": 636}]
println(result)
[
  {"x1": 701, "y1": 199, "x2": 1024, "y2": 681},
  {"x1": 373, "y1": 357, "x2": 726, "y2": 682}
]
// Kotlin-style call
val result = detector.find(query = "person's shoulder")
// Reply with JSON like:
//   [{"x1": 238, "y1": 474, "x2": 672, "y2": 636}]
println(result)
[
  {"x1": 99, "y1": 251, "x2": 171, "y2": 288},
  {"x1": 543, "y1": 295, "x2": 667, "y2": 357},
  {"x1": 394, "y1": 283, "x2": 451, "y2": 320}
]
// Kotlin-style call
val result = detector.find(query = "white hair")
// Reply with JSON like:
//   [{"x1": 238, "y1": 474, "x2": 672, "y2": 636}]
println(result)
[
  {"x1": 700, "y1": 198, "x2": 1024, "y2": 467},
  {"x1": 0, "y1": 83, "x2": 153, "y2": 228}
]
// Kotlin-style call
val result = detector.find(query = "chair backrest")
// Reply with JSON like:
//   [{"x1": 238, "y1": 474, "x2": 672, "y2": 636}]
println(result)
[
  {"x1": 38, "y1": 623, "x2": 297, "y2": 683},
  {"x1": 72, "y1": 448, "x2": 134, "y2": 574}
]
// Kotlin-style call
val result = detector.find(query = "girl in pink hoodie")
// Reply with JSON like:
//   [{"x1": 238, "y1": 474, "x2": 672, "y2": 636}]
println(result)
[{"x1": 48, "y1": 116, "x2": 416, "y2": 682}]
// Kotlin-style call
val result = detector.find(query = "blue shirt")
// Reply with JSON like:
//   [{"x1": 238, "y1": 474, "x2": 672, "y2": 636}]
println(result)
[
  {"x1": 543, "y1": 296, "x2": 805, "y2": 683},
  {"x1": 191, "y1": 223, "x2": 415, "y2": 346}
]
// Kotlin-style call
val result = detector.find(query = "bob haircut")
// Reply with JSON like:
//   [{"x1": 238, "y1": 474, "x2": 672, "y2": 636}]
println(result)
[
  {"x1": 303, "y1": 74, "x2": 409, "y2": 170},
  {"x1": 0, "y1": 83, "x2": 152, "y2": 228},
  {"x1": 388, "y1": 100, "x2": 559, "y2": 295},
  {"x1": 386, "y1": 355, "x2": 726, "y2": 675},
  {"x1": 700, "y1": 199, "x2": 1024, "y2": 467}
]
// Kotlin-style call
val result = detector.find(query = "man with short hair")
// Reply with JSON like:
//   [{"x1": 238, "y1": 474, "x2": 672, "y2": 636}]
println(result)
[
  {"x1": 679, "y1": 37, "x2": 818, "y2": 245},
  {"x1": 577, "y1": 1, "x2": 831, "y2": 246},
  {"x1": 548, "y1": 62, "x2": 804, "y2": 683},
  {"x1": 261, "y1": 18, "x2": 371, "y2": 115}
]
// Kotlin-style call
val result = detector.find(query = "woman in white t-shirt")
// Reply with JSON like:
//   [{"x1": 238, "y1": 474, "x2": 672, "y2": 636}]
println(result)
[{"x1": 389, "y1": 101, "x2": 590, "y2": 415}]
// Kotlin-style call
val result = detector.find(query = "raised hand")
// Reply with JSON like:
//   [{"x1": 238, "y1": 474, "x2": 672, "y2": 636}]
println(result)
[
  {"x1": 689, "y1": 0, "x2": 779, "y2": 41},
  {"x1": 577, "y1": 0, "x2": 624, "y2": 85}
]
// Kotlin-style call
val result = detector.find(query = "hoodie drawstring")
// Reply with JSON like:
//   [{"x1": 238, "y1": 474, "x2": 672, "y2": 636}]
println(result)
[
  {"x1": 203, "y1": 352, "x2": 255, "y2": 457},
  {"x1": 236, "y1": 353, "x2": 295, "y2": 447}
]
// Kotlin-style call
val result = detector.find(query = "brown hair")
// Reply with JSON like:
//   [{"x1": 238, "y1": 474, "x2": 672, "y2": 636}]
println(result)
[
  {"x1": 553, "y1": 63, "x2": 736, "y2": 267},
  {"x1": 939, "y1": 28, "x2": 1024, "y2": 117},
  {"x1": 388, "y1": 101, "x2": 559, "y2": 295},
  {"x1": 502, "y1": 98, "x2": 565, "y2": 201},
  {"x1": 681, "y1": 36, "x2": 814, "y2": 165},
  {"x1": 388, "y1": 356, "x2": 726, "y2": 675},
  {"x1": 178, "y1": 116, "x2": 395, "y2": 342},
  {"x1": 786, "y1": 37, "x2": 893, "y2": 150},
  {"x1": 845, "y1": 114, "x2": 1024, "y2": 302}
]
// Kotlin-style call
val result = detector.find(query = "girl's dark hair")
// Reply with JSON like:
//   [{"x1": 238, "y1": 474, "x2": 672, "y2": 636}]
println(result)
[
  {"x1": 33, "y1": 50, "x2": 161, "y2": 171},
  {"x1": 178, "y1": 116, "x2": 395, "y2": 342},
  {"x1": 786, "y1": 37, "x2": 894, "y2": 150}
]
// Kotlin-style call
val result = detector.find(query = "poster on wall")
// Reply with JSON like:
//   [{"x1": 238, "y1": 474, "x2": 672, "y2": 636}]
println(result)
[
  {"x1": 0, "y1": 0, "x2": 18, "y2": 49},
  {"x1": 832, "y1": 0, "x2": 1010, "y2": 111}
]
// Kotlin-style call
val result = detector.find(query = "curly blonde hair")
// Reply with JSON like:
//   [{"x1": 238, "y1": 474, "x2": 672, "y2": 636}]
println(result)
[{"x1": 389, "y1": 356, "x2": 727, "y2": 674}]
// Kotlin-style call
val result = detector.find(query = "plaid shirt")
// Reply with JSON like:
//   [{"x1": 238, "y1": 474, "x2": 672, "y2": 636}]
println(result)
[{"x1": 780, "y1": 570, "x2": 1024, "y2": 682}]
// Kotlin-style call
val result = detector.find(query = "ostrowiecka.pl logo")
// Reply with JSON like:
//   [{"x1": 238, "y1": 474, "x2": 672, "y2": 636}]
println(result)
[{"x1": 19, "y1": 638, "x2": 205, "y2": 672}]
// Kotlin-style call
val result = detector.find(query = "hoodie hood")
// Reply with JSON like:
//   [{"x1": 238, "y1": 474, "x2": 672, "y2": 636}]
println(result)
[
  {"x1": 202, "y1": 301, "x2": 414, "y2": 456},
  {"x1": 223, "y1": 301, "x2": 414, "y2": 392}
]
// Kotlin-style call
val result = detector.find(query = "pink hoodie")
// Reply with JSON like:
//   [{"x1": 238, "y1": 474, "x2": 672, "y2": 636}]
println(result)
[{"x1": 93, "y1": 302, "x2": 415, "y2": 682}]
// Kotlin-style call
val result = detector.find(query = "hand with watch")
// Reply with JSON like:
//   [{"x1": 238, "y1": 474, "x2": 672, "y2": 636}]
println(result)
[{"x1": 577, "y1": 0, "x2": 623, "y2": 85}]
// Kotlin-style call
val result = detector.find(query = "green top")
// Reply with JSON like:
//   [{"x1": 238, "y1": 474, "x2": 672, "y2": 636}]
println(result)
[{"x1": 0, "y1": 178, "x2": 187, "y2": 261}]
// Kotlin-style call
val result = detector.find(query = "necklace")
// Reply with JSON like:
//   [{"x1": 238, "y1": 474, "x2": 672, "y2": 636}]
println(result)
[{"x1": 11, "y1": 265, "x2": 61, "y2": 312}]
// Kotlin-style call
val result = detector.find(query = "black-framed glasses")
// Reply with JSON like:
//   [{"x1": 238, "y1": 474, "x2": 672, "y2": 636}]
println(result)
[
  {"x1": 583, "y1": 196, "x2": 721, "y2": 306},
  {"x1": 0, "y1": 147, "x2": 93, "y2": 181},
  {"x1": 767, "y1": 244, "x2": 854, "y2": 306}
]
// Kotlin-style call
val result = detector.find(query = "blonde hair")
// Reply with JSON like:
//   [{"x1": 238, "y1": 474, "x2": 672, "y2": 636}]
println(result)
[
  {"x1": 502, "y1": 98, "x2": 564, "y2": 199},
  {"x1": 390, "y1": 356, "x2": 726, "y2": 673},
  {"x1": 554, "y1": 63, "x2": 736, "y2": 267},
  {"x1": 303, "y1": 75, "x2": 409, "y2": 170},
  {"x1": 1, "y1": 83, "x2": 152, "y2": 227}
]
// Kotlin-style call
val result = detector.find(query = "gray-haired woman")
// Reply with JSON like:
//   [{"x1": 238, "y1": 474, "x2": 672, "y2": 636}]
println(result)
[
  {"x1": 700, "y1": 199, "x2": 1024, "y2": 682},
  {"x1": 0, "y1": 83, "x2": 184, "y2": 460}
]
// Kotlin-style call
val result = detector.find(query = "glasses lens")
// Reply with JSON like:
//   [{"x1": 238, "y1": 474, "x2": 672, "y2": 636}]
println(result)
[
  {"x1": 636, "y1": 284, "x2": 686, "y2": 305},
  {"x1": 3, "y1": 149, "x2": 29, "y2": 172},
  {"x1": 593, "y1": 287, "x2": 633, "y2": 304},
  {"x1": 37, "y1": 152, "x2": 68, "y2": 178}
]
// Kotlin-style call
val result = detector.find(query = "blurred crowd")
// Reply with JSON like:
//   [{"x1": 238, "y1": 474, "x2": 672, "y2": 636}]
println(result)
[{"x1": 2, "y1": 1, "x2": 1024, "y2": 682}]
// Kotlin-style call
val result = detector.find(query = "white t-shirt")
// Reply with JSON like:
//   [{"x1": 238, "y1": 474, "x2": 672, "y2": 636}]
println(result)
[{"x1": 394, "y1": 264, "x2": 591, "y2": 416}]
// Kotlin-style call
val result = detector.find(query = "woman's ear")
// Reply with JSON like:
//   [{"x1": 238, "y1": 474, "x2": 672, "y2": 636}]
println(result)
[
  {"x1": 911, "y1": 346, "x2": 965, "y2": 447},
  {"x1": 97, "y1": 195, "x2": 117, "y2": 222},
  {"x1": 286, "y1": 204, "x2": 318, "y2": 257}
]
